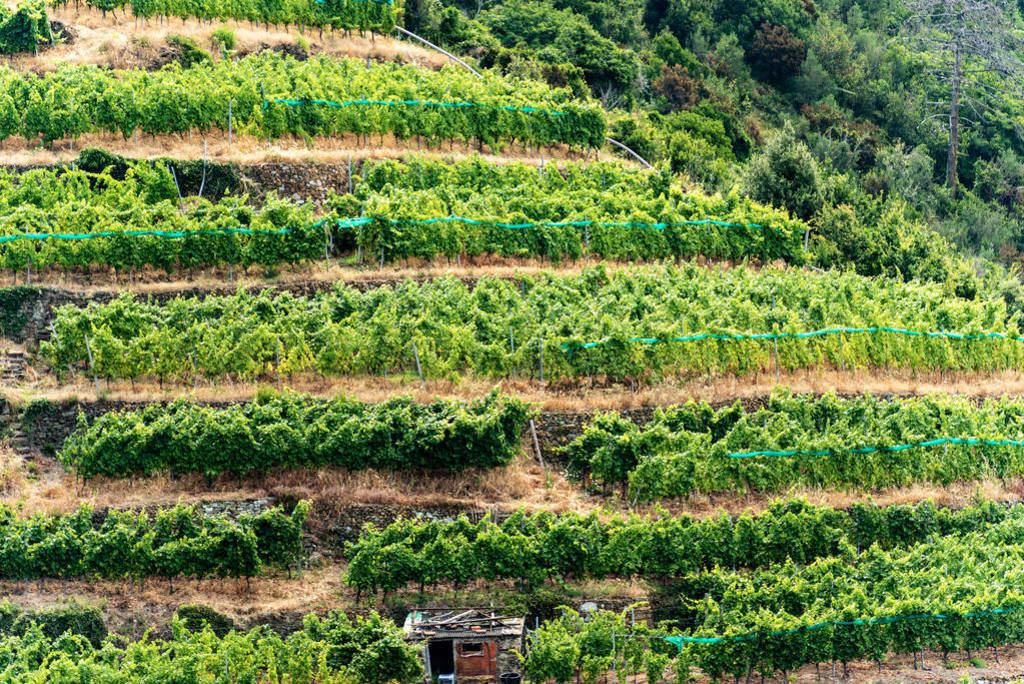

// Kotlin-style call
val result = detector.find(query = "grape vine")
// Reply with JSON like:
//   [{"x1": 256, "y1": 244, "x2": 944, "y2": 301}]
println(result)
[
  {"x1": 0, "y1": 502, "x2": 306, "y2": 584},
  {"x1": 343, "y1": 498, "x2": 1016, "y2": 595},
  {"x1": 564, "y1": 390, "x2": 1024, "y2": 500},
  {"x1": 0, "y1": 609, "x2": 421, "y2": 683},
  {"x1": 58, "y1": 391, "x2": 530, "y2": 480},
  {"x1": 0, "y1": 52, "x2": 605, "y2": 148},
  {"x1": 42, "y1": 265, "x2": 1018, "y2": 384}
]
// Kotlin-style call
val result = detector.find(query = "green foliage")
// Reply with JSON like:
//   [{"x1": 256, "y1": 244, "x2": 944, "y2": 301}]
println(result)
[
  {"x1": 59, "y1": 392, "x2": 530, "y2": 480},
  {"x1": 813, "y1": 200, "x2": 968, "y2": 285},
  {"x1": 75, "y1": 147, "x2": 242, "y2": 200},
  {"x1": 742, "y1": 123, "x2": 823, "y2": 220},
  {"x1": 350, "y1": 156, "x2": 804, "y2": 263},
  {"x1": 210, "y1": 27, "x2": 236, "y2": 52},
  {"x1": 346, "y1": 496, "x2": 1018, "y2": 596},
  {"x1": 678, "y1": 533, "x2": 1024, "y2": 679},
  {"x1": 0, "y1": 503, "x2": 305, "y2": 582},
  {"x1": 0, "y1": 285, "x2": 36, "y2": 338},
  {"x1": 176, "y1": 604, "x2": 236, "y2": 637},
  {"x1": 0, "y1": 609, "x2": 413, "y2": 682},
  {"x1": 0, "y1": 0, "x2": 49, "y2": 56},
  {"x1": 42, "y1": 264, "x2": 1018, "y2": 386},
  {"x1": 0, "y1": 601, "x2": 107, "y2": 648},
  {"x1": 303, "y1": 611, "x2": 423, "y2": 683},
  {"x1": 165, "y1": 33, "x2": 211, "y2": 67},
  {"x1": 64, "y1": 0, "x2": 399, "y2": 32},
  {"x1": 0, "y1": 165, "x2": 320, "y2": 273},
  {"x1": 565, "y1": 390, "x2": 1024, "y2": 501},
  {"x1": 522, "y1": 606, "x2": 672, "y2": 684},
  {"x1": 0, "y1": 51, "x2": 605, "y2": 149}
]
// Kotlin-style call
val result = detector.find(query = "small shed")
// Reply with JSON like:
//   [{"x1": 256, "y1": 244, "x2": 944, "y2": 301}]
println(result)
[{"x1": 403, "y1": 608, "x2": 525, "y2": 681}]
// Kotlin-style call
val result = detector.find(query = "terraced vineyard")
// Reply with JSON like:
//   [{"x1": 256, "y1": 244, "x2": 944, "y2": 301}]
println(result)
[{"x1": 7, "y1": 1, "x2": 1024, "y2": 681}]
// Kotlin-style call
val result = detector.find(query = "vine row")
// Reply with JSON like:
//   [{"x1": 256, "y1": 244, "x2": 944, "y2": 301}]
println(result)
[
  {"x1": 42, "y1": 265, "x2": 1018, "y2": 384},
  {"x1": 0, "y1": 52, "x2": 604, "y2": 148},
  {"x1": 0, "y1": 502, "x2": 305, "y2": 584},
  {"x1": 565, "y1": 390, "x2": 1024, "y2": 500},
  {"x1": 343, "y1": 498, "x2": 1016, "y2": 596},
  {"x1": 59, "y1": 392, "x2": 530, "y2": 480}
]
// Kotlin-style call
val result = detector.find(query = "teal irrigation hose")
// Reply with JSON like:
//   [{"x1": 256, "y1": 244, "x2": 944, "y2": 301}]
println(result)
[
  {"x1": 725, "y1": 436, "x2": 1024, "y2": 459},
  {"x1": 0, "y1": 219, "x2": 336, "y2": 243},
  {"x1": 265, "y1": 97, "x2": 569, "y2": 116},
  {"x1": 559, "y1": 326, "x2": 1024, "y2": 350},
  {"x1": 0, "y1": 215, "x2": 773, "y2": 244}
]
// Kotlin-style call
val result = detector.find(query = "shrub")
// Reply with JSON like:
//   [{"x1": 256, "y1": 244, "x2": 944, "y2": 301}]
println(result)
[
  {"x1": 165, "y1": 33, "x2": 211, "y2": 68},
  {"x1": 177, "y1": 604, "x2": 236, "y2": 637}
]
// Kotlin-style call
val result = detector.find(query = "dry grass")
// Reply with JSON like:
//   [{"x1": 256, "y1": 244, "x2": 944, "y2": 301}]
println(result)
[
  {"x1": 15, "y1": 4, "x2": 445, "y2": 72},
  {"x1": 634, "y1": 477, "x2": 1024, "y2": 520},
  {"x1": 0, "y1": 448, "x2": 592, "y2": 518},
  {"x1": 4, "y1": 565, "x2": 349, "y2": 631},
  {"x1": 16, "y1": 367, "x2": 1024, "y2": 414},
  {"x1": 2, "y1": 564, "x2": 651, "y2": 638},
  {"x1": 0, "y1": 127, "x2": 613, "y2": 168},
  {"x1": 0, "y1": 255, "x2": 646, "y2": 291}
]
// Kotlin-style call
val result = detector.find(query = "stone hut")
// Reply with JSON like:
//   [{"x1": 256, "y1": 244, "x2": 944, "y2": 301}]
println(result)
[{"x1": 403, "y1": 608, "x2": 525, "y2": 681}]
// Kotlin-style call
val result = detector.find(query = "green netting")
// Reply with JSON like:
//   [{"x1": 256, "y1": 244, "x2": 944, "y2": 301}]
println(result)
[
  {"x1": 0, "y1": 218, "x2": 361, "y2": 243},
  {"x1": 265, "y1": 97, "x2": 569, "y2": 116},
  {"x1": 727, "y1": 437, "x2": 1024, "y2": 459},
  {"x1": 560, "y1": 326, "x2": 1024, "y2": 350},
  {"x1": 663, "y1": 604, "x2": 1024, "y2": 649},
  {"x1": 0, "y1": 215, "x2": 770, "y2": 244},
  {"x1": 375, "y1": 216, "x2": 771, "y2": 232},
  {"x1": 314, "y1": 0, "x2": 392, "y2": 5}
]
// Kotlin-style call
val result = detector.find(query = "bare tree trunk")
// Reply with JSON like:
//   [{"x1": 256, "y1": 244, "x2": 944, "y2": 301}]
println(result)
[{"x1": 946, "y1": 35, "x2": 963, "y2": 196}]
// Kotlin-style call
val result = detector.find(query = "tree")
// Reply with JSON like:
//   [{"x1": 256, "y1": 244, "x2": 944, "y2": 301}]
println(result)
[
  {"x1": 901, "y1": 0, "x2": 1024, "y2": 197},
  {"x1": 741, "y1": 123, "x2": 823, "y2": 220},
  {"x1": 749, "y1": 22, "x2": 807, "y2": 85}
]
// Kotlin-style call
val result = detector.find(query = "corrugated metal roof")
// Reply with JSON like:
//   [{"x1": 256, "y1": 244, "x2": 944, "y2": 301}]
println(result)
[{"x1": 403, "y1": 608, "x2": 525, "y2": 640}]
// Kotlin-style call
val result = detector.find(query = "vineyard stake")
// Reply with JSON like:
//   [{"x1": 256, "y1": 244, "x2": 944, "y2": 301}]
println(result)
[
  {"x1": 167, "y1": 165, "x2": 185, "y2": 213},
  {"x1": 228, "y1": 99, "x2": 233, "y2": 149},
  {"x1": 324, "y1": 224, "x2": 330, "y2": 269},
  {"x1": 84, "y1": 335, "x2": 100, "y2": 395},
  {"x1": 412, "y1": 339, "x2": 425, "y2": 390},
  {"x1": 771, "y1": 294, "x2": 780, "y2": 383},
  {"x1": 198, "y1": 139, "x2": 208, "y2": 199},
  {"x1": 840, "y1": 330, "x2": 845, "y2": 373},
  {"x1": 276, "y1": 339, "x2": 282, "y2": 390},
  {"x1": 940, "y1": 326, "x2": 945, "y2": 382},
  {"x1": 530, "y1": 418, "x2": 544, "y2": 470},
  {"x1": 509, "y1": 324, "x2": 516, "y2": 381},
  {"x1": 347, "y1": 154, "x2": 353, "y2": 194},
  {"x1": 539, "y1": 339, "x2": 544, "y2": 388},
  {"x1": 611, "y1": 627, "x2": 615, "y2": 678},
  {"x1": 132, "y1": 92, "x2": 138, "y2": 148},
  {"x1": 69, "y1": 94, "x2": 74, "y2": 153}
]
